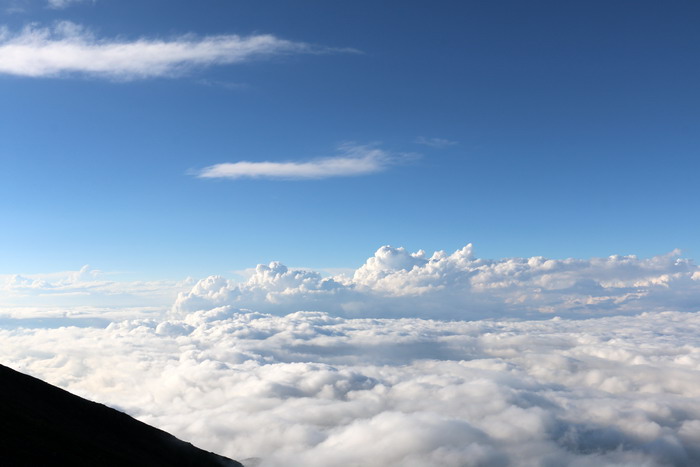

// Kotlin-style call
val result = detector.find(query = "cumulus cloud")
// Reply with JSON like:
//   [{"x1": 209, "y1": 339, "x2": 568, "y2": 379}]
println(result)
[
  {"x1": 173, "y1": 244, "x2": 700, "y2": 319},
  {"x1": 197, "y1": 144, "x2": 409, "y2": 180},
  {"x1": 2, "y1": 309, "x2": 700, "y2": 466},
  {"x1": 7, "y1": 244, "x2": 696, "y2": 323},
  {"x1": 0, "y1": 22, "x2": 351, "y2": 79}
]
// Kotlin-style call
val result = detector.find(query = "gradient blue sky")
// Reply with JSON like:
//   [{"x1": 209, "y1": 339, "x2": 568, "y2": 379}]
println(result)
[{"x1": 1, "y1": 0, "x2": 699, "y2": 279}]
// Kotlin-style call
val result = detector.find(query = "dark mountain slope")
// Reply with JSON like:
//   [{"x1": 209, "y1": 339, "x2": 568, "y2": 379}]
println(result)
[{"x1": 0, "y1": 364, "x2": 242, "y2": 466}]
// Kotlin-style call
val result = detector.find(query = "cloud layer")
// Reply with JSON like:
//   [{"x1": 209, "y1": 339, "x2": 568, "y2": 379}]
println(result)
[
  {"x1": 3, "y1": 244, "x2": 699, "y2": 322},
  {"x1": 2, "y1": 309, "x2": 700, "y2": 466},
  {"x1": 197, "y1": 144, "x2": 404, "y2": 180},
  {"x1": 0, "y1": 22, "x2": 345, "y2": 79},
  {"x1": 173, "y1": 244, "x2": 700, "y2": 319},
  {"x1": 2, "y1": 245, "x2": 699, "y2": 465}
]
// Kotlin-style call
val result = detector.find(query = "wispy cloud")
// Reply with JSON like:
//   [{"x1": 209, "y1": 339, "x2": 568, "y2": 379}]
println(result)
[
  {"x1": 0, "y1": 22, "x2": 354, "y2": 80},
  {"x1": 197, "y1": 144, "x2": 413, "y2": 180},
  {"x1": 415, "y1": 136, "x2": 458, "y2": 148},
  {"x1": 47, "y1": 0, "x2": 94, "y2": 9},
  {"x1": 4, "y1": 0, "x2": 28, "y2": 14},
  {"x1": 196, "y1": 79, "x2": 249, "y2": 90},
  {"x1": 0, "y1": 265, "x2": 191, "y2": 313}
]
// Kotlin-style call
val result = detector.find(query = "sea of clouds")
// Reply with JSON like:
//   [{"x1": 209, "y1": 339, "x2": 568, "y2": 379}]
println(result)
[{"x1": 2, "y1": 244, "x2": 700, "y2": 466}]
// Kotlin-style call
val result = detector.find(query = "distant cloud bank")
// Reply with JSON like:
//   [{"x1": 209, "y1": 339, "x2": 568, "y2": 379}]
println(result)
[
  {"x1": 2, "y1": 244, "x2": 699, "y2": 320},
  {"x1": 0, "y1": 22, "x2": 354, "y2": 80},
  {"x1": 173, "y1": 244, "x2": 700, "y2": 319},
  {"x1": 197, "y1": 144, "x2": 411, "y2": 180}
]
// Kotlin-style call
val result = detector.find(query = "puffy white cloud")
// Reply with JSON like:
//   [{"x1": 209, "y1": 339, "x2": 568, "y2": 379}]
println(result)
[
  {"x1": 173, "y1": 244, "x2": 700, "y2": 319},
  {"x1": 2, "y1": 309, "x2": 700, "y2": 466},
  {"x1": 197, "y1": 144, "x2": 408, "y2": 180},
  {"x1": 0, "y1": 22, "x2": 351, "y2": 80}
]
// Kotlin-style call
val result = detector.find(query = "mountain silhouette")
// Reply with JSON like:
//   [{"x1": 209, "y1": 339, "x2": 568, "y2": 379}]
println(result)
[{"x1": 0, "y1": 364, "x2": 242, "y2": 466}]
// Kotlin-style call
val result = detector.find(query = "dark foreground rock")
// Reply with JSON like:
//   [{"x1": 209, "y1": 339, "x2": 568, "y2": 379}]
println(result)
[{"x1": 0, "y1": 364, "x2": 242, "y2": 466}]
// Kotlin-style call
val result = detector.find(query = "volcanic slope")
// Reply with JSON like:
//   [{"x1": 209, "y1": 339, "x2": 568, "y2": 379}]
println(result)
[{"x1": 0, "y1": 363, "x2": 242, "y2": 467}]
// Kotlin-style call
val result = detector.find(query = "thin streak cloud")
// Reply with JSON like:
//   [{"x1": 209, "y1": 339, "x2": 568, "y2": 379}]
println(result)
[
  {"x1": 47, "y1": 0, "x2": 94, "y2": 9},
  {"x1": 0, "y1": 22, "x2": 354, "y2": 80},
  {"x1": 197, "y1": 145, "x2": 412, "y2": 180},
  {"x1": 415, "y1": 136, "x2": 458, "y2": 148}
]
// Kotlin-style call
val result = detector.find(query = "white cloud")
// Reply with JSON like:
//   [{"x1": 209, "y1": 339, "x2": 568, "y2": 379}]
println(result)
[
  {"x1": 173, "y1": 244, "x2": 700, "y2": 319},
  {"x1": 2, "y1": 244, "x2": 700, "y2": 464},
  {"x1": 0, "y1": 265, "x2": 190, "y2": 318},
  {"x1": 2, "y1": 309, "x2": 700, "y2": 466},
  {"x1": 0, "y1": 22, "x2": 350, "y2": 80},
  {"x1": 197, "y1": 144, "x2": 407, "y2": 180},
  {"x1": 3, "y1": 245, "x2": 698, "y2": 323},
  {"x1": 415, "y1": 136, "x2": 458, "y2": 148}
]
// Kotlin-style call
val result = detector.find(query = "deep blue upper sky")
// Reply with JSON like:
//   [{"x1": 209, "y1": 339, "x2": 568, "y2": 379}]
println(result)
[{"x1": 1, "y1": 0, "x2": 699, "y2": 278}]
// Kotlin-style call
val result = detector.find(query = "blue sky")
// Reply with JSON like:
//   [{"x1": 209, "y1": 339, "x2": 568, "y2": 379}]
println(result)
[{"x1": 1, "y1": 0, "x2": 699, "y2": 279}]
